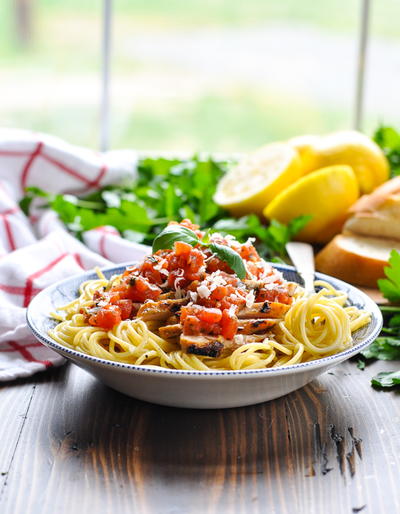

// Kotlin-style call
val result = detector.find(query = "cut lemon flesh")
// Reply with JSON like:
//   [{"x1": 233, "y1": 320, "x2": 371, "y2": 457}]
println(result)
[
  {"x1": 214, "y1": 142, "x2": 302, "y2": 216},
  {"x1": 264, "y1": 165, "x2": 360, "y2": 244}
]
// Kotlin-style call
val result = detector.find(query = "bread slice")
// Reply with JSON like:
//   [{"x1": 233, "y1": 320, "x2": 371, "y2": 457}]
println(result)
[
  {"x1": 345, "y1": 210, "x2": 400, "y2": 241},
  {"x1": 315, "y1": 234, "x2": 400, "y2": 287},
  {"x1": 346, "y1": 176, "x2": 400, "y2": 240}
]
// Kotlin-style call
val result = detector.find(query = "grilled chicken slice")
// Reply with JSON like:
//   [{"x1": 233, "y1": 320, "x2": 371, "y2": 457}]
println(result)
[
  {"x1": 180, "y1": 335, "x2": 224, "y2": 357},
  {"x1": 159, "y1": 323, "x2": 182, "y2": 339},
  {"x1": 237, "y1": 318, "x2": 278, "y2": 334},
  {"x1": 180, "y1": 333, "x2": 271, "y2": 357},
  {"x1": 158, "y1": 292, "x2": 175, "y2": 300},
  {"x1": 238, "y1": 301, "x2": 290, "y2": 319},
  {"x1": 137, "y1": 298, "x2": 188, "y2": 321}
]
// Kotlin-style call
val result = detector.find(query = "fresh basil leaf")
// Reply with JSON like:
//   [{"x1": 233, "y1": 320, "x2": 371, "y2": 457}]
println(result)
[
  {"x1": 371, "y1": 370, "x2": 400, "y2": 388},
  {"x1": 356, "y1": 359, "x2": 366, "y2": 370},
  {"x1": 152, "y1": 225, "x2": 200, "y2": 253},
  {"x1": 209, "y1": 243, "x2": 246, "y2": 279},
  {"x1": 377, "y1": 250, "x2": 400, "y2": 302}
]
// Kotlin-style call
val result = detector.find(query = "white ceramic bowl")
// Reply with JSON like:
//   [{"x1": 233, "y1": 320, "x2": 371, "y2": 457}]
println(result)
[{"x1": 27, "y1": 263, "x2": 382, "y2": 409}]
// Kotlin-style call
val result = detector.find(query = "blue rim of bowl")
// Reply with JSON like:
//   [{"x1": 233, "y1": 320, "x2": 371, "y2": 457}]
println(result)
[{"x1": 26, "y1": 262, "x2": 383, "y2": 378}]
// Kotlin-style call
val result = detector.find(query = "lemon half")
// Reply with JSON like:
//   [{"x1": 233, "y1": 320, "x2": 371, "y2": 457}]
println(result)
[
  {"x1": 264, "y1": 165, "x2": 360, "y2": 244},
  {"x1": 305, "y1": 131, "x2": 389, "y2": 194},
  {"x1": 214, "y1": 142, "x2": 303, "y2": 216}
]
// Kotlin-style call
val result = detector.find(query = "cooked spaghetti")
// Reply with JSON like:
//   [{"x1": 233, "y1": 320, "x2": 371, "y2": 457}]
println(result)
[{"x1": 49, "y1": 220, "x2": 371, "y2": 371}]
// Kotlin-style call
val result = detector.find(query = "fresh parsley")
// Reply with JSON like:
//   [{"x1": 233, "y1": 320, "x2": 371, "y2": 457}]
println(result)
[
  {"x1": 20, "y1": 155, "x2": 310, "y2": 261},
  {"x1": 358, "y1": 248, "x2": 400, "y2": 388},
  {"x1": 377, "y1": 250, "x2": 400, "y2": 303},
  {"x1": 374, "y1": 126, "x2": 400, "y2": 177},
  {"x1": 371, "y1": 371, "x2": 400, "y2": 388}
]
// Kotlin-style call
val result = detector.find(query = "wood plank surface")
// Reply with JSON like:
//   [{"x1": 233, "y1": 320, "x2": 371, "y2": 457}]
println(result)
[{"x1": 0, "y1": 360, "x2": 399, "y2": 514}]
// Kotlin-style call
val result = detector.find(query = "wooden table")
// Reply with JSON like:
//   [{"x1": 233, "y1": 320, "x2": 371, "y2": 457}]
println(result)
[{"x1": 0, "y1": 359, "x2": 399, "y2": 514}]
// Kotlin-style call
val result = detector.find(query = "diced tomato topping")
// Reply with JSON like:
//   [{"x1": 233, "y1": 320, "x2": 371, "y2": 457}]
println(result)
[
  {"x1": 115, "y1": 299, "x2": 133, "y2": 320},
  {"x1": 167, "y1": 269, "x2": 188, "y2": 290},
  {"x1": 210, "y1": 286, "x2": 228, "y2": 301},
  {"x1": 183, "y1": 315, "x2": 201, "y2": 335},
  {"x1": 221, "y1": 309, "x2": 238, "y2": 339},
  {"x1": 174, "y1": 241, "x2": 192, "y2": 256},
  {"x1": 89, "y1": 305, "x2": 121, "y2": 330},
  {"x1": 197, "y1": 307, "x2": 222, "y2": 323},
  {"x1": 139, "y1": 258, "x2": 164, "y2": 285},
  {"x1": 169, "y1": 219, "x2": 203, "y2": 239},
  {"x1": 126, "y1": 276, "x2": 162, "y2": 303},
  {"x1": 181, "y1": 305, "x2": 222, "y2": 325},
  {"x1": 87, "y1": 220, "x2": 293, "y2": 341},
  {"x1": 239, "y1": 243, "x2": 259, "y2": 262},
  {"x1": 255, "y1": 288, "x2": 292, "y2": 305},
  {"x1": 206, "y1": 255, "x2": 234, "y2": 275}
]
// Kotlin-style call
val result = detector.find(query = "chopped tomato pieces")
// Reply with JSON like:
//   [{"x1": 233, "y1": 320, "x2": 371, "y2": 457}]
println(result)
[
  {"x1": 89, "y1": 305, "x2": 121, "y2": 330},
  {"x1": 174, "y1": 241, "x2": 192, "y2": 256},
  {"x1": 86, "y1": 219, "x2": 293, "y2": 341},
  {"x1": 115, "y1": 299, "x2": 133, "y2": 320},
  {"x1": 126, "y1": 276, "x2": 162, "y2": 303},
  {"x1": 221, "y1": 309, "x2": 238, "y2": 339}
]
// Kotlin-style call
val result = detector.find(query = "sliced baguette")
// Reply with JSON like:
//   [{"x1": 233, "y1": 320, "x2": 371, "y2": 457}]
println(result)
[
  {"x1": 315, "y1": 234, "x2": 400, "y2": 288},
  {"x1": 345, "y1": 211, "x2": 400, "y2": 241}
]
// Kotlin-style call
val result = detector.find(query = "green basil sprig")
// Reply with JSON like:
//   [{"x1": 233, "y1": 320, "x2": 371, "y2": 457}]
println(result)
[
  {"x1": 208, "y1": 243, "x2": 246, "y2": 280},
  {"x1": 152, "y1": 225, "x2": 247, "y2": 279},
  {"x1": 152, "y1": 225, "x2": 200, "y2": 252}
]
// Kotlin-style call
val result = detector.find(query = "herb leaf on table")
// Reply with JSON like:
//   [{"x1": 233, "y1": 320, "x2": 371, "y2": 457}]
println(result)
[
  {"x1": 358, "y1": 247, "x2": 400, "y2": 388},
  {"x1": 377, "y1": 250, "x2": 400, "y2": 303},
  {"x1": 371, "y1": 370, "x2": 400, "y2": 388}
]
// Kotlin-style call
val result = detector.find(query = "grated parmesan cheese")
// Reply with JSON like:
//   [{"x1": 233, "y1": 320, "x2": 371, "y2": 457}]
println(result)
[
  {"x1": 188, "y1": 291, "x2": 198, "y2": 302},
  {"x1": 197, "y1": 284, "x2": 211, "y2": 299},
  {"x1": 245, "y1": 290, "x2": 256, "y2": 308},
  {"x1": 228, "y1": 304, "x2": 237, "y2": 317},
  {"x1": 233, "y1": 334, "x2": 245, "y2": 345}
]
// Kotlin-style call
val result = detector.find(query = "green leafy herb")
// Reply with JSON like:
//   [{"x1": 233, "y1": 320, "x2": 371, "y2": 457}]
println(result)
[
  {"x1": 209, "y1": 243, "x2": 246, "y2": 279},
  {"x1": 371, "y1": 370, "x2": 400, "y2": 388},
  {"x1": 356, "y1": 359, "x2": 365, "y2": 370},
  {"x1": 20, "y1": 155, "x2": 310, "y2": 261},
  {"x1": 361, "y1": 337, "x2": 400, "y2": 361},
  {"x1": 377, "y1": 250, "x2": 400, "y2": 303},
  {"x1": 361, "y1": 241, "x2": 400, "y2": 389},
  {"x1": 152, "y1": 225, "x2": 247, "y2": 279},
  {"x1": 211, "y1": 214, "x2": 312, "y2": 260},
  {"x1": 152, "y1": 225, "x2": 200, "y2": 252},
  {"x1": 374, "y1": 126, "x2": 400, "y2": 177}
]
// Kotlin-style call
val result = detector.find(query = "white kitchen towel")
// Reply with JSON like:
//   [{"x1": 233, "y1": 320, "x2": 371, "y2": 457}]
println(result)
[{"x1": 0, "y1": 128, "x2": 150, "y2": 381}]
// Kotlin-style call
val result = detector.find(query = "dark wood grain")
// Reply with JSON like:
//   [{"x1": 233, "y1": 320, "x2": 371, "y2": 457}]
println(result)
[{"x1": 0, "y1": 360, "x2": 399, "y2": 514}]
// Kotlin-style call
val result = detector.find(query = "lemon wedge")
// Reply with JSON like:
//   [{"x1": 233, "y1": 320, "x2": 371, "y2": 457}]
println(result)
[
  {"x1": 306, "y1": 131, "x2": 389, "y2": 194},
  {"x1": 214, "y1": 142, "x2": 303, "y2": 216},
  {"x1": 264, "y1": 165, "x2": 360, "y2": 244}
]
